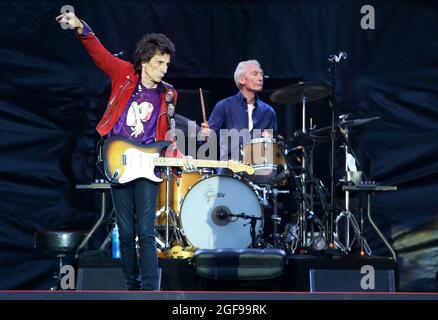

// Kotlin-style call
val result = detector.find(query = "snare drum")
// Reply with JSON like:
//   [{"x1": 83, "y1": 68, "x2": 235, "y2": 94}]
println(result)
[{"x1": 242, "y1": 138, "x2": 286, "y2": 184}]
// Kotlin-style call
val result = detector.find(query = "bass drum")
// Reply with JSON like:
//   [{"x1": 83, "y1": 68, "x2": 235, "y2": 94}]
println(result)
[
  {"x1": 156, "y1": 171, "x2": 205, "y2": 226},
  {"x1": 179, "y1": 175, "x2": 263, "y2": 249}
]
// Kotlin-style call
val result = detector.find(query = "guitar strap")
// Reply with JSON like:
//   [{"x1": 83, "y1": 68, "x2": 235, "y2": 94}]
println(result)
[
  {"x1": 95, "y1": 137, "x2": 106, "y2": 179},
  {"x1": 163, "y1": 81, "x2": 176, "y2": 138},
  {"x1": 162, "y1": 81, "x2": 178, "y2": 156}
]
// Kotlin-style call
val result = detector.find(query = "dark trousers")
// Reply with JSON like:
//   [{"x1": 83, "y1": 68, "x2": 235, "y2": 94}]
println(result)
[{"x1": 111, "y1": 179, "x2": 159, "y2": 290}]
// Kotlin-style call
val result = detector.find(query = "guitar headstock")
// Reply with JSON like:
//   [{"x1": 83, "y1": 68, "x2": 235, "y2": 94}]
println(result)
[{"x1": 227, "y1": 160, "x2": 255, "y2": 175}]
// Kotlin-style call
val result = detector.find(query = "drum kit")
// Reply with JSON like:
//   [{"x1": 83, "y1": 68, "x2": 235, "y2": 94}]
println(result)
[{"x1": 155, "y1": 80, "x2": 380, "y2": 258}]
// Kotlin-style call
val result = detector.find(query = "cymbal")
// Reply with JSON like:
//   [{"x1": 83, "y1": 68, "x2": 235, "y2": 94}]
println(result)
[
  {"x1": 310, "y1": 116, "x2": 381, "y2": 134},
  {"x1": 287, "y1": 132, "x2": 330, "y2": 145},
  {"x1": 311, "y1": 125, "x2": 331, "y2": 135},
  {"x1": 270, "y1": 81, "x2": 332, "y2": 104},
  {"x1": 339, "y1": 116, "x2": 380, "y2": 128}
]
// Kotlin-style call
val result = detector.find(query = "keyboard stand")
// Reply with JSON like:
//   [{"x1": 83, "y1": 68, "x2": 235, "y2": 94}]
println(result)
[
  {"x1": 342, "y1": 185, "x2": 398, "y2": 262},
  {"x1": 75, "y1": 183, "x2": 112, "y2": 258}
]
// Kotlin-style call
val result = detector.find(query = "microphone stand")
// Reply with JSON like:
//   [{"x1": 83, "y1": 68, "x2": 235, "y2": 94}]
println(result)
[
  {"x1": 222, "y1": 212, "x2": 263, "y2": 247},
  {"x1": 327, "y1": 51, "x2": 347, "y2": 249}
]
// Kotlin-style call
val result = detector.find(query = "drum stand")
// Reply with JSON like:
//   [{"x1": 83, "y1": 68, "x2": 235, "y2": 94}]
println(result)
[
  {"x1": 156, "y1": 166, "x2": 184, "y2": 251},
  {"x1": 250, "y1": 183, "x2": 289, "y2": 249},
  {"x1": 270, "y1": 187, "x2": 290, "y2": 248},
  {"x1": 271, "y1": 188, "x2": 281, "y2": 248},
  {"x1": 164, "y1": 166, "x2": 172, "y2": 248},
  {"x1": 293, "y1": 95, "x2": 329, "y2": 252},
  {"x1": 295, "y1": 157, "x2": 329, "y2": 251},
  {"x1": 333, "y1": 123, "x2": 371, "y2": 255}
]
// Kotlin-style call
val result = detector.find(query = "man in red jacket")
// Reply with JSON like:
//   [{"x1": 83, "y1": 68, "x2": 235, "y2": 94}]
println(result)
[{"x1": 56, "y1": 11, "x2": 192, "y2": 290}]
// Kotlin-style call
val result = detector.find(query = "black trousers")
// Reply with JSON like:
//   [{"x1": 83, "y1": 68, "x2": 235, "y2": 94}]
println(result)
[{"x1": 111, "y1": 179, "x2": 159, "y2": 290}]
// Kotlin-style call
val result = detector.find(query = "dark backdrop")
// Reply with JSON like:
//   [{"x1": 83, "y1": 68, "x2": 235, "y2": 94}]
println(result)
[{"x1": 0, "y1": 0, "x2": 437, "y2": 291}]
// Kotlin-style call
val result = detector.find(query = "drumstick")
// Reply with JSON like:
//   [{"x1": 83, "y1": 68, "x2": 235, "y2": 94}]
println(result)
[
  {"x1": 199, "y1": 88, "x2": 207, "y2": 123},
  {"x1": 199, "y1": 88, "x2": 209, "y2": 141}
]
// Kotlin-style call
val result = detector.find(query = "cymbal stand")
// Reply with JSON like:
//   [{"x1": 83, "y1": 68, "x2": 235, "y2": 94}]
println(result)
[
  {"x1": 299, "y1": 94, "x2": 308, "y2": 248},
  {"x1": 333, "y1": 122, "x2": 371, "y2": 255},
  {"x1": 296, "y1": 147, "x2": 328, "y2": 251},
  {"x1": 293, "y1": 94, "x2": 329, "y2": 251},
  {"x1": 327, "y1": 51, "x2": 347, "y2": 248}
]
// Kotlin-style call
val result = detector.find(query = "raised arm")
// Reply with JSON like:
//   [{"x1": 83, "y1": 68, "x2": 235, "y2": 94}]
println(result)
[
  {"x1": 55, "y1": 11, "x2": 129, "y2": 79},
  {"x1": 55, "y1": 12, "x2": 84, "y2": 33}
]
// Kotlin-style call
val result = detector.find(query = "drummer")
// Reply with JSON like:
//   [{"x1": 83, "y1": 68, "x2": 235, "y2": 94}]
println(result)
[{"x1": 200, "y1": 60, "x2": 277, "y2": 161}]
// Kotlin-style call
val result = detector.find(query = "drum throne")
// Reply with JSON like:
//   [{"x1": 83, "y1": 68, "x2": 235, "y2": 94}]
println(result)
[{"x1": 34, "y1": 230, "x2": 86, "y2": 290}]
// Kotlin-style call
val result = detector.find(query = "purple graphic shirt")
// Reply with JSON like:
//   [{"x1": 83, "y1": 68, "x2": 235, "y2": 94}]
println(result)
[{"x1": 109, "y1": 81, "x2": 162, "y2": 144}]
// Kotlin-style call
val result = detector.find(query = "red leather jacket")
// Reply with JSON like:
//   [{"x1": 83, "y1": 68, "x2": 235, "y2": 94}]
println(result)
[{"x1": 77, "y1": 32, "x2": 177, "y2": 141}]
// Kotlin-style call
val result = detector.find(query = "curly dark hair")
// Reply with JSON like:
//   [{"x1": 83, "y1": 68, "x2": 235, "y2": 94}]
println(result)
[{"x1": 133, "y1": 33, "x2": 175, "y2": 75}]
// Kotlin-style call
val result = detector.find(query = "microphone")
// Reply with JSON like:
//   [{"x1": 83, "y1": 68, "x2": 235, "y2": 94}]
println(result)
[
  {"x1": 284, "y1": 145, "x2": 303, "y2": 155},
  {"x1": 328, "y1": 51, "x2": 347, "y2": 63},
  {"x1": 339, "y1": 113, "x2": 352, "y2": 120},
  {"x1": 113, "y1": 51, "x2": 125, "y2": 57},
  {"x1": 339, "y1": 51, "x2": 347, "y2": 60}
]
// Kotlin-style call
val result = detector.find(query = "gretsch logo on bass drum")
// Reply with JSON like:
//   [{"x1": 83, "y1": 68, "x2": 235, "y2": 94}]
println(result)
[{"x1": 205, "y1": 189, "x2": 225, "y2": 203}]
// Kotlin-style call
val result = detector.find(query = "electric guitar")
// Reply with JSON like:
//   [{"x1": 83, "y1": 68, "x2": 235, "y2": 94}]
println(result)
[{"x1": 102, "y1": 136, "x2": 254, "y2": 184}]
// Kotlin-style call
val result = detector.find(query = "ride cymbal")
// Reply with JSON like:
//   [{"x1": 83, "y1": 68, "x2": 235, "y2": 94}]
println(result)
[{"x1": 270, "y1": 81, "x2": 332, "y2": 104}]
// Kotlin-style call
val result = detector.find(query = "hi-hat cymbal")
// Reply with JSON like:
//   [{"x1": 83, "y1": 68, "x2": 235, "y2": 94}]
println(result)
[
  {"x1": 338, "y1": 116, "x2": 380, "y2": 127},
  {"x1": 310, "y1": 116, "x2": 381, "y2": 135},
  {"x1": 270, "y1": 81, "x2": 332, "y2": 104},
  {"x1": 287, "y1": 132, "x2": 331, "y2": 145},
  {"x1": 311, "y1": 125, "x2": 331, "y2": 135}
]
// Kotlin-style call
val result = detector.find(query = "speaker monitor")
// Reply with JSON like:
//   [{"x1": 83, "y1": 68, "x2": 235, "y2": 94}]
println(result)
[
  {"x1": 309, "y1": 267, "x2": 396, "y2": 292},
  {"x1": 76, "y1": 252, "x2": 126, "y2": 290},
  {"x1": 76, "y1": 265, "x2": 126, "y2": 290},
  {"x1": 76, "y1": 253, "x2": 167, "y2": 290}
]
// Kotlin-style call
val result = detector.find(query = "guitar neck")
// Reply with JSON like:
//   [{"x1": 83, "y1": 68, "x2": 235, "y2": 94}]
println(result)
[{"x1": 154, "y1": 157, "x2": 228, "y2": 169}]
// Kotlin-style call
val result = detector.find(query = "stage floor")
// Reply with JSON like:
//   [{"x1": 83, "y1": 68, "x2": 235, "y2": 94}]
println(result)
[{"x1": 75, "y1": 250, "x2": 398, "y2": 292}]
